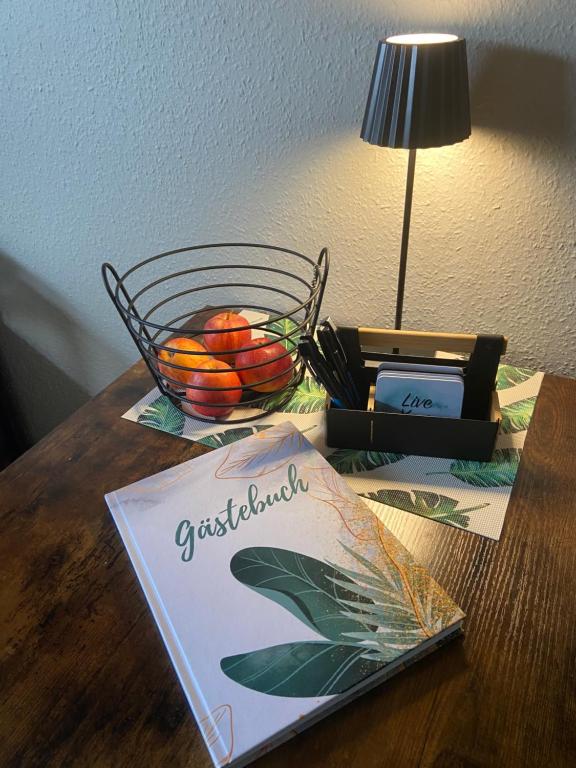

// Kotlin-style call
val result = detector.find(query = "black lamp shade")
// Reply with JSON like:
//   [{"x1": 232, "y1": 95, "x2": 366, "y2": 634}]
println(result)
[{"x1": 361, "y1": 35, "x2": 471, "y2": 149}]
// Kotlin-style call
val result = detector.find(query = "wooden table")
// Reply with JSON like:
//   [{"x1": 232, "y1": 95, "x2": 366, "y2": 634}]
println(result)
[{"x1": 1, "y1": 363, "x2": 575, "y2": 768}]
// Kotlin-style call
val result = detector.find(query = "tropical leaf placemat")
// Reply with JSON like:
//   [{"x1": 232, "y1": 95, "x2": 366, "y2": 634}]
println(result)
[
  {"x1": 339, "y1": 364, "x2": 544, "y2": 540},
  {"x1": 122, "y1": 364, "x2": 544, "y2": 541},
  {"x1": 122, "y1": 374, "x2": 328, "y2": 453}
]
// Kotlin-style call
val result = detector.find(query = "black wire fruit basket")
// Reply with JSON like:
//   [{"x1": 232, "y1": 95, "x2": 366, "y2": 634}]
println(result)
[{"x1": 102, "y1": 243, "x2": 329, "y2": 424}]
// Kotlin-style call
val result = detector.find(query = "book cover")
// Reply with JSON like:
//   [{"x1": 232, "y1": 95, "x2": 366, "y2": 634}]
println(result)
[{"x1": 105, "y1": 422, "x2": 464, "y2": 767}]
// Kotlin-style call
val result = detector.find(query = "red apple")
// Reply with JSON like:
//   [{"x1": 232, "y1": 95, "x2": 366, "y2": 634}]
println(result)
[
  {"x1": 183, "y1": 359, "x2": 243, "y2": 418},
  {"x1": 235, "y1": 338, "x2": 293, "y2": 393},
  {"x1": 157, "y1": 337, "x2": 212, "y2": 387},
  {"x1": 203, "y1": 312, "x2": 252, "y2": 363}
]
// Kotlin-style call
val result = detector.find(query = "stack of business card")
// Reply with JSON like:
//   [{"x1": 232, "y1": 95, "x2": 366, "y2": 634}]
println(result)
[{"x1": 374, "y1": 362, "x2": 464, "y2": 418}]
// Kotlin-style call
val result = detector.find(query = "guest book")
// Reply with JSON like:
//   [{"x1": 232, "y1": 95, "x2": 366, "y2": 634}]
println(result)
[{"x1": 105, "y1": 423, "x2": 464, "y2": 767}]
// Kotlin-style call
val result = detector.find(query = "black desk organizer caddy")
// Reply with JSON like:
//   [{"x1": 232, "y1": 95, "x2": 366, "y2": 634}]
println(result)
[{"x1": 326, "y1": 327, "x2": 507, "y2": 461}]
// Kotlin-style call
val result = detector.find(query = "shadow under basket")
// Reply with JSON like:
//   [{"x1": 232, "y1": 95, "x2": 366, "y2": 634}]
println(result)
[
  {"x1": 326, "y1": 328, "x2": 506, "y2": 461},
  {"x1": 102, "y1": 243, "x2": 329, "y2": 424}
]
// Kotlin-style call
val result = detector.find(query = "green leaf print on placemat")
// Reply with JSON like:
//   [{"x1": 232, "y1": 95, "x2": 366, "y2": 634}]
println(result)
[
  {"x1": 257, "y1": 376, "x2": 326, "y2": 414},
  {"x1": 500, "y1": 396, "x2": 537, "y2": 434},
  {"x1": 361, "y1": 489, "x2": 489, "y2": 529},
  {"x1": 262, "y1": 317, "x2": 301, "y2": 351},
  {"x1": 496, "y1": 365, "x2": 535, "y2": 391},
  {"x1": 136, "y1": 395, "x2": 185, "y2": 436},
  {"x1": 326, "y1": 449, "x2": 407, "y2": 474},
  {"x1": 428, "y1": 448, "x2": 522, "y2": 488}
]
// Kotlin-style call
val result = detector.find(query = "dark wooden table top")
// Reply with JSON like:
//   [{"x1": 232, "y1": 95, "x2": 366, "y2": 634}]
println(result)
[{"x1": 1, "y1": 363, "x2": 576, "y2": 768}]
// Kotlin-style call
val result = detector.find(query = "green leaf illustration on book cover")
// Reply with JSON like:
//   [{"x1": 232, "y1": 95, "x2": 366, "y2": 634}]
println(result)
[
  {"x1": 361, "y1": 489, "x2": 489, "y2": 529},
  {"x1": 137, "y1": 395, "x2": 185, "y2": 436},
  {"x1": 500, "y1": 396, "x2": 537, "y2": 434},
  {"x1": 326, "y1": 448, "x2": 407, "y2": 474},
  {"x1": 221, "y1": 541, "x2": 461, "y2": 697},
  {"x1": 221, "y1": 641, "x2": 385, "y2": 697},
  {"x1": 229, "y1": 547, "x2": 375, "y2": 643},
  {"x1": 326, "y1": 543, "x2": 433, "y2": 656},
  {"x1": 257, "y1": 376, "x2": 326, "y2": 414},
  {"x1": 496, "y1": 364, "x2": 535, "y2": 391},
  {"x1": 197, "y1": 425, "x2": 272, "y2": 449},
  {"x1": 428, "y1": 448, "x2": 522, "y2": 488},
  {"x1": 305, "y1": 465, "x2": 461, "y2": 632}
]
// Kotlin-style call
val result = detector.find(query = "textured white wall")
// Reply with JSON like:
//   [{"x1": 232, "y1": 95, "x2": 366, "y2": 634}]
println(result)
[{"x1": 1, "y1": 0, "x2": 575, "y2": 441}]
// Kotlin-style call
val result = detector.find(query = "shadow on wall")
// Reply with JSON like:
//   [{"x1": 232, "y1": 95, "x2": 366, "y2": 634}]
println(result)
[
  {"x1": 0, "y1": 323, "x2": 90, "y2": 450},
  {"x1": 0, "y1": 324, "x2": 30, "y2": 467},
  {"x1": 0, "y1": 251, "x2": 93, "y2": 444},
  {"x1": 471, "y1": 43, "x2": 572, "y2": 145}
]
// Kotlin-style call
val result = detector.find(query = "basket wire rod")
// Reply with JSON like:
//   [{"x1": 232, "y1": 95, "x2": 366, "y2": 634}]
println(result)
[
  {"x1": 137, "y1": 283, "x2": 307, "y2": 330},
  {"x1": 159, "y1": 354, "x2": 302, "y2": 395},
  {"x1": 150, "y1": 348, "x2": 301, "y2": 392},
  {"x1": 117, "y1": 242, "x2": 319, "y2": 286},
  {"x1": 102, "y1": 263, "x2": 164, "y2": 388},
  {"x1": 162, "y1": 374, "x2": 303, "y2": 412},
  {"x1": 120, "y1": 262, "x2": 316, "y2": 315},
  {"x1": 146, "y1": 304, "x2": 307, "y2": 343},
  {"x1": 102, "y1": 263, "x2": 153, "y2": 344},
  {"x1": 120, "y1": 280, "x2": 323, "y2": 336},
  {"x1": 145, "y1": 309, "x2": 306, "y2": 358},
  {"x1": 165, "y1": 365, "x2": 303, "y2": 406},
  {"x1": 146, "y1": 306, "x2": 304, "y2": 348},
  {"x1": 147, "y1": 336, "x2": 299, "y2": 363},
  {"x1": 148, "y1": 352, "x2": 301, "y2": 390},
  {"x1": 153, "y1": 360, "x2": 301, "y2": 419},
  {"x1": 165, "y1": 390, "x2": 300, "y2": 424},
  {"x1": 146, "y1": 344, "x2": 299, "y2": 377},
  {"x1": 156, "y1": 365, "x2": 301, "y2": 396},
  {"x1": 119, "y1": 274, "x2": 321, "y2": 333},
  {"x1": 116, "y1": 258, "x2": 320, "y2": 317}
]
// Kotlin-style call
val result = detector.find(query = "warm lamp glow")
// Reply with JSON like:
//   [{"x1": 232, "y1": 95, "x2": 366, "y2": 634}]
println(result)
[{"x1": 386, "y1": 33, "x2": 459, "y2": 45}]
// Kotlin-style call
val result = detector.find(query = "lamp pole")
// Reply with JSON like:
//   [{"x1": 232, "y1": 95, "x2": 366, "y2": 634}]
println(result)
[
  {"x1": 394, "y1": 148, "x2": 417, "y2": 331},
  {"x1": 361, "y1": 35, "x2": 470, "y2": 330}
]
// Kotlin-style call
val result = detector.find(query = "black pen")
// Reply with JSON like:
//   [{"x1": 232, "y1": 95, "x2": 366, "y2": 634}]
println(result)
[
  {"x1": 320, "y1": 319, "x2": 363, "y2": 409},
  {"x1": 299, "y1": 337, "x2": 343, "y2": 404},
  {"x1": 316, "y1": 327, "x2": 355, "y2": 405},
  {"x1": 299, "y1": 343, "x2": 344, "y2": 407},
  {"x1": 299, "y1": 337, "x2": 351, "y2": 408},
  {"x1": 323, "y1": 317, "x2": 348, "y2": 360}
]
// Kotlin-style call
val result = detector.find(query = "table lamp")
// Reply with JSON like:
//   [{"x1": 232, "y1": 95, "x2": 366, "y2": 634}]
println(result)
[{"x1": 361, "y1": 33, "x2": 471, "y2": 330}]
